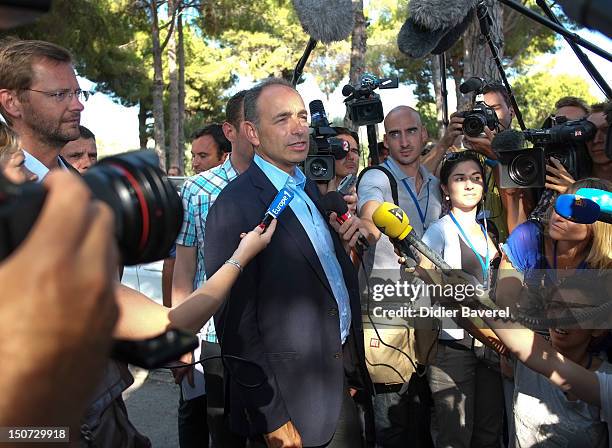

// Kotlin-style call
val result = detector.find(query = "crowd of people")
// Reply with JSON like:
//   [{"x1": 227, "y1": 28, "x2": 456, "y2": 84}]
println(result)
[{"x1": 0, "y1": 37, "x2": 611, "y2": 448}]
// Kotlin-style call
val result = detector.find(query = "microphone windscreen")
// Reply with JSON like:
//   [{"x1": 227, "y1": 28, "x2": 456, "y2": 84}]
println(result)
[
  {"x1": 372, "y1": 202, "x2": 411, "y2": 240},
  {"x1": 292, "y1": 0, "x2": 354, "y2": 43},
  {"x1": 555, "y1": 194, "x2": 600, "y2": 224},
  {"x1": 459, "y1": 76, "x2": 485, "y2": 94},
  {"x1": 576, "y1": 188, "x2": 612, "y2": 214},
  {"x1": 409, "y1": 0, "x2": 477, "y2": 31},
  {"x1": 398, "y1": 17, "x2": 447, "y2": 59},
  {"x1": 320, "y1": 191, "x2": 349, "y2": 216},
  {"x1": 431, "y1": 9, "x2": 474, "y2": 55},
  {"x1": 492, "y1": 130, "x2": 525, "y2": 155},
  {"x1": 266, "y1": 187, "x2": 295, "y2": 218}
]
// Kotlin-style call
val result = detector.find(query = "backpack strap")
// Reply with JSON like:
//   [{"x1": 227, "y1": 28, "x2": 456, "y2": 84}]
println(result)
[{"x1": 356, "y1": 165, "x2": 399, "y2": 206}]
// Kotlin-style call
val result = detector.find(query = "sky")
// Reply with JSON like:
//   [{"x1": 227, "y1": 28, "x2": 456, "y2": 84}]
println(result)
[{"x1": 80, "y1": 25, "x2": 611, "y2": 157}]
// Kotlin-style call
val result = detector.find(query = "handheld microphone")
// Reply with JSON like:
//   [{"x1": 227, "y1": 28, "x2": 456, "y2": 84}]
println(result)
[
  {"x1": 292, "y1": 0, "x2": 355, "y2": 43},
  {"x1": 259, "y1": 187, "x2": 295, "y2": 230},
  {"x1": 372, "y1": 202, "x2": 452, "y2": 273},
  {"x1": 554, "y1": 194, "x2": 605, "y2": 224},
  {"x1": 320, "y1": 191, "x2": 369, "y2": 251},
  {"x1": 576, "y1": 188, "x2": 612, "y2": 215}
]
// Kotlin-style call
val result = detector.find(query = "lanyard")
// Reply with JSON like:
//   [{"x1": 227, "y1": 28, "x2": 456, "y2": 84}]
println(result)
[
  {"x1": 449, "y1": 212, "x2": 490, "y2": 287},
  {"x1": 385, "y1": 161, "x2": 430, "y2": 226}
]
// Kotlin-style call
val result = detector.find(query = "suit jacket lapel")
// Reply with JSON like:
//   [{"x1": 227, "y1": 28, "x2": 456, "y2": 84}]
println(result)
[{"x1": 249, "y1": 165, "x2": 335, "y2": 298}]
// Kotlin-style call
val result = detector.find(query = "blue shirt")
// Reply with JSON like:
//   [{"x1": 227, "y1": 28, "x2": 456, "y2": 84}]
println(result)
[
  {"x1": 253, "y1": 154, "x2": 351, "y2": 343},
  {"x1": 176, "y1": 156, "x2": 240, "y2": 342}
]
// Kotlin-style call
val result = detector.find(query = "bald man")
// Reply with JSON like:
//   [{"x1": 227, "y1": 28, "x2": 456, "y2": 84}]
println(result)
[{"x1": 356, "y1": 106, "x2": 440, "y2": 447}]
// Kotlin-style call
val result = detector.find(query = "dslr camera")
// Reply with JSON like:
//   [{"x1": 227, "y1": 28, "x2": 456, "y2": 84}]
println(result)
[
  {"x1": 496, "y1": 117, "x2": 596, "y2": 188},
  {"x1": 457, "y1": 77, "x2": 500, "y2": 137},
  {"x1": 342, "y1": 73, "x2": 398, "y2": 127}
]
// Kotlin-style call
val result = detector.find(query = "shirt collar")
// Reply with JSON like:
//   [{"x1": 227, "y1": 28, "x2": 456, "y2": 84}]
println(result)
[
  {"x1": 22, "y1": 150, "x2": 67, "y2": 182},
  {"x1": 385, "y1": 156, "x2": 434, "y2": 183},
  {"x1": 253, "y1": 153, "x2": 306, "y2": 192}
]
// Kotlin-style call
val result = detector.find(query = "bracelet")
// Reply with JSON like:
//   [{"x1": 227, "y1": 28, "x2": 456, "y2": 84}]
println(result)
[{"x1": 224, "y1": 258, "x2": 243, "y2": 273}]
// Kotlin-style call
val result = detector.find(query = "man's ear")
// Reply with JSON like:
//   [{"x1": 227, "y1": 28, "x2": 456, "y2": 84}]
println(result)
[
  {"x1": 222, "y1": 122, "x2": 236, "y2": 143},
  {"x1": 243, "y1": 120, "x2": 260, "y2": 147},
  {"x1": 0, "y1": 89, "x2": 23, "y2": 121},
  {"x1": 383, "y1": 134, "x2": 389, "y2": 149},
  {"x1": 420, "y1": 125, "x2": 429, "y2": 147}
]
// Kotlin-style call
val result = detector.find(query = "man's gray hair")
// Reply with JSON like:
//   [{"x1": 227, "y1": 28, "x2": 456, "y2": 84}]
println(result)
[{"x1": 243, "y1": 77, "x2": 295, "y2": 127}]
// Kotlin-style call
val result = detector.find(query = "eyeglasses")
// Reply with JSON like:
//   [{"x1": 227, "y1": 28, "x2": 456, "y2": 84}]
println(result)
[
  {"x1": 25, "y1": 88, "x2": 93, "y2": 103},
  {"x1": 442, "y1": 149, "x2": 483, "y2": 164}
]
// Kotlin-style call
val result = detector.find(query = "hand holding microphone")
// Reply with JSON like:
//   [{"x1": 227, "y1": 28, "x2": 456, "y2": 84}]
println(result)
[
  {"x1": 321, "y1": 191, "x2": 370, "y2": 253},
  {"x1": 372, "y1": 202, "x2": 452, "y2": 273},
  {"x1": 259, "y1": 187, "x2": 295, "y2": 231}
]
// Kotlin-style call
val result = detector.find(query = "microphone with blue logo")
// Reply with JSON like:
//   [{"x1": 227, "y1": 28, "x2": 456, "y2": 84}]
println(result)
[
  {"x1": 259, "y1": 187, "x2": 295, "y2": 230},
  {"x1": 554, "y1": 190, "x2": 612, "y2": 224}
]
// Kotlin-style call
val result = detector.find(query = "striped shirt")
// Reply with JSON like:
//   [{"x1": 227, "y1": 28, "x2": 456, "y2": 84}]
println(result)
[{"x1": 176, "y1": 156, "x2": 240, "y2": 341}]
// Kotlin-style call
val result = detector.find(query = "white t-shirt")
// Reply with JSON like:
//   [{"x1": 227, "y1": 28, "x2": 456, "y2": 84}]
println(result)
[
  {"x1": 514, "y1": 360, "x2": 612, "y2": 448},
  {"x1": 596, "y1": 371, "x2": 612, "y2": 447}
]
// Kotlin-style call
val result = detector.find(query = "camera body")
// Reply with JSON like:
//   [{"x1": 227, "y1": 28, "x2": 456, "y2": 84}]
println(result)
[
  {"x1": 457, "y1": 103, "x2": 499, "y2": 138},
  {"x1": 303, "y1": 100, "x2": 342, "y2": 182},
  {"x1": 342, "y1": 74, "x2": 398, "y2": 127},
  {"x1": 0, "y1": 150, "x2": 182, "y2": 265},
  {"x1": 496, "y1": 118, "x2": 596, "y2": 188}
]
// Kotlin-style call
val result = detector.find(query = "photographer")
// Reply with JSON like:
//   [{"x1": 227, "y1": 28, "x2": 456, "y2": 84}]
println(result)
[{"x1": 0, "y1": 171, "x2": 118, "y2": 432}]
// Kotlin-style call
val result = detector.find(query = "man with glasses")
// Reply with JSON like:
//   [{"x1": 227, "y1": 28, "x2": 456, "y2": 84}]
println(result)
[
  {"x1": 0, "y1": 38, "x2": 92, "y2": 180},
  {"x1": 332, "y1": 127, "x2": 361, "y2": 187}
]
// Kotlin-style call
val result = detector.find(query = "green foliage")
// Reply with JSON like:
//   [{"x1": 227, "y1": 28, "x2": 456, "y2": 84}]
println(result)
[{"x1": 513, "y1": 71, "x2": 598, "y2": 128}]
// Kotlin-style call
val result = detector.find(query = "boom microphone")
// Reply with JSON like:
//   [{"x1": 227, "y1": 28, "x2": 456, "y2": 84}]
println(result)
[
  {"x1": 372, "y1": 202, "x2": 452, "y2": 273},
  {"x1": 320, "y1": 191, "x2": 369, "y2": 251},
  {"x1": 557, "y1": 0, "x2": 612, "y2": 38},
  {"x1": 409, "y1": 0, "x2": 477, "y2": 31},
  {"x1": 259, "y1": 187, "x2": 295, "y2": 230},
  {"x1": 292, "y1": 0, "x2": 355, "y2": 43},
  {"x1": 576, "y1": 188, "x2": 612, "y2": 215}
]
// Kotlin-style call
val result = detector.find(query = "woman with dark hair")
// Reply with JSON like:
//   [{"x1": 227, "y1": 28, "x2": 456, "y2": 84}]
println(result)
[
  {"x1": 420, "y1": 150, "x2": 504, "y2": 448},
  {"x1": 495, "y1": 178, "x2": 612, "y2": 448}
]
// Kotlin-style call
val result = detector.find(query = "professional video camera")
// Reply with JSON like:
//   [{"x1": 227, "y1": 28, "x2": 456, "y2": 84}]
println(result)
[
  {"x1": 495, "y1": 117, "x2": 596, "y2": 188},
  {"x1": 457, "y1": 77, "x2": 500, "y2": 137},
  {"x1": 303, "y1": 100, "x2": 347, "y2": 182},
  {"x1": 0, "y1": 150, "x2": 182, "y2": 265},
  {"x1": 342, "y1": 73, "x2": 399, "y2": 127}
]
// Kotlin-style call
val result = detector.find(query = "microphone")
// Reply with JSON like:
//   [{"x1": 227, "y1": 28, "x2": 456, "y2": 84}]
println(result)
[
  {"x1": 576, "y1": 188, "x2": 612, "y2": 215},
  {"x1": 557, "y1": 0, "x2": 612, "y2": 38},
  {"x1": 320, "y1": 191, "x2": 369, "y2": 251},
  {"x1": 554, "y1": 194, "x2": 607, "y2": 224},
  {"x1": 459, "y1": 76, "x2": 486, "y2": 95},
  {"x1": 491, "y1": 129, "x2": 525, "y2": 156},
  {"x1": 372, "y1": 202, "x2": 452, "y2": 273},
  {"x1": 397, "y1": 0, "x2": 476, "y2": 58},
  {"x1": 292, "y1": 0, "x2": 355, "y2": 43},
  {"x1": 259, "y1": 187, "x2": 295, "y2": 230}
]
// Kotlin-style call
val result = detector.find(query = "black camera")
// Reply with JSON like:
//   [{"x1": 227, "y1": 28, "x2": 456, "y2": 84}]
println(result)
[
  {"x1": 342, "y1": 74, "x2": 398, "y2": 127},
  {"x1": 0, "y1": 150, "x2": 182, "y2": 265},
  {"x1": 457, "y1": 104, "x2": 499, "y2": 138},
  {"x1": 495, "y1": 118, "x2": 596, "y2": 188},
  {"x1": 303, "y1": 100, "x2": 347, "y2": 182},
  {"x1": 457, "y1": 77, "x2": 499, "y2": 137}
]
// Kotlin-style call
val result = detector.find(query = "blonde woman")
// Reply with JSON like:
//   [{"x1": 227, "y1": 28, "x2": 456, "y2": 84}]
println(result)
[{"x1": 0, "y1": 122, "x2": 37, "y2": 183}]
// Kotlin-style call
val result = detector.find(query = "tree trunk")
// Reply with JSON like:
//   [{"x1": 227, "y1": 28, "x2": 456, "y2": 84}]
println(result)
[
  {"x1": 167, "y1": 0, "x2": 180, "y2": 173},
  {"x1": 431, "y1": 56, "x2": 445, "y2": 139},
  {"x1": 460, "y1": 0, "x2": 504, "y2": 110},
  {"x1": 149, "y1": 0, "x2": 166, "y2": 170},
  {"x1": 177, "y1": 6, "x2": 186, "y2": 174},
  {"x1": 344, "y1": 0, "x2": 366, "y2": 130},
  {"x1": 138, "y1": 100, "x2": 148, "y2": 150}
]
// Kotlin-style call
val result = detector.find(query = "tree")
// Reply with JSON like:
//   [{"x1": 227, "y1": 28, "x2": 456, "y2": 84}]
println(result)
[{"x1": 513, "y1": 71, "x2": 598, "y2": 128}]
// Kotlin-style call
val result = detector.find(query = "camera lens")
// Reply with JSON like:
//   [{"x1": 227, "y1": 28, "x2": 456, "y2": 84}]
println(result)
[
  {"x1": 463, "y1": 114, "x2": 486, "y2": 137},
  {"x1": 83, "y1": 151, "x2": 183, "y2": 265},
  {"x1": 509, "y1": 153, "x2": 538, "y2": 187},
  {"x1": 309, "y1": 159, "x2": 329, "y2": 179}
]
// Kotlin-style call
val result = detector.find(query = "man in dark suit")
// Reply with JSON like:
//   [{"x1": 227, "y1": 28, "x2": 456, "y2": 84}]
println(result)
[{"x1": 204, "y1": 78, "x2": 372, "y2": 448}]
